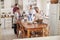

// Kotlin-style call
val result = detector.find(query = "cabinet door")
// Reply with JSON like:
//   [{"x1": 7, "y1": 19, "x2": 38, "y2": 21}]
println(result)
[
  {"x1": 51, "y1": 0, "x2": 58, "y2": 4},
  {"x1": 49, "y1": 4, "x2": 58, "y2": 35}
]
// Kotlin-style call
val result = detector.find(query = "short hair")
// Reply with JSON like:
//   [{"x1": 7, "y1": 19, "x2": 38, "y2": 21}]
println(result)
[
  {"x1": 30, "y1": 5, "x2": 32, "y2": 7},
  {"x1": 15, "y1": 3, "x2": 18, "y2": 6},
  {"x1": 16, "y1": 7, "x2": 20, "y2": 11}
]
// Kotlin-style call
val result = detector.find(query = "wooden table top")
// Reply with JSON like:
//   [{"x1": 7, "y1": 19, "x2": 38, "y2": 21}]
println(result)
[
  {"x1": 17, "y1": 20, "x2": 48, "y2": 37},
  {"x1": 17, "y1": 20, "x2": 47, "y2": 30}
]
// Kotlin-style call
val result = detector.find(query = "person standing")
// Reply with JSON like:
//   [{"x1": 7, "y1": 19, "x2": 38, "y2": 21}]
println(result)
[
  {"x1": 12, "y1": 3, "x2": 19, "y2": 28},
  {"x1": 13, "y1": 8, "x2": 21, "y2": 35},
  {"x1": 13, "y1": 3, "x2": 19, "y2": 14}
]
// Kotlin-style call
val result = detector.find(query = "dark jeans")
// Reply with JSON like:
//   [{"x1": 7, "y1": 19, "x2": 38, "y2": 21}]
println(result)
[{"x1": 14, "y1": 24, "x2": 17, "y2": 34}]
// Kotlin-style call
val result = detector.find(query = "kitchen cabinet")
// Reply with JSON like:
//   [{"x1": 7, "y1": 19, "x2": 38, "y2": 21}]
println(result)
[
  {"x1": 1, "y1": 17, "x2": 12, "y2": 29},
  {"x1": 49, "y1": 4, "x2": 58, "y2": 35}
]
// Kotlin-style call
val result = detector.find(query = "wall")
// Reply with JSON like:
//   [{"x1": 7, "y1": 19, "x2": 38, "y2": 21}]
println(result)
[
  {"x1": 11, "y1": 0, "x2": 15, "y2": 6},
  {"x1": 18, "y1": 0, "x2": 23, "y2": 10},
  {"x1": 57, "y1": 0, "x2": 60, "y2": 35},
  {"x1": 41, "y1": 0, "x2": 50, "y2": 15},
  {"x1": 23, "y1": 0, "x2": 44, "y2": 11},
  {"x1": 23, "y1": 0, "x2": 28, "y2": 11},
  {"x1": 0, "y1": 0, "x2": 1, "y2": 24},
  {"x1": 37, "y1": 0, "x2": 41, "y2": 10},
  {"x1": 1, "y1": 0, "x2": 16, "y2": 14},
  {"x1": 0, "y1": 0, "x2": 13, "y2": 28},
  {"x1": 4, "y1": 0, "x2": 11, "y2": 12}
]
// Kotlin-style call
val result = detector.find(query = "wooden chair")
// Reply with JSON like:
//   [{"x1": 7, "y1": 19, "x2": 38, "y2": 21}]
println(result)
[
  {"x1": 30, "y1": 29, "x2": 43, "y2": 37},
  {"x1": 16, "y1": 21, "x2": 27, "y2": 38}
]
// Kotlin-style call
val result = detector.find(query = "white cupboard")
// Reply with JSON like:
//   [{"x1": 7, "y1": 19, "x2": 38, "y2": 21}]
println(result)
[
  {"x1": 49, "y1": 4, "x2": 58, "y2": 36},
  {"x1": 1, "y1": 17, "x2": 12, "y2": 29}
]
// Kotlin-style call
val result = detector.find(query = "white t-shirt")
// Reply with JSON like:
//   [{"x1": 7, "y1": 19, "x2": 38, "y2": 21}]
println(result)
[
  {"x1": 35, "y1": 11, "x2": 43, "y2": 20},
  {"x1": 13, "y1": 12, "x2": 20, "y2": 24},
  {"x1": 28, "y1": 9, "x2": 35, "y2": 22}
]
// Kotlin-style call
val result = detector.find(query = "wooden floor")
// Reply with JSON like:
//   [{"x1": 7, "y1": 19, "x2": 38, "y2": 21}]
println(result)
[{"x1": 1, "y1": 28, "x2": 17, "y2": 40}]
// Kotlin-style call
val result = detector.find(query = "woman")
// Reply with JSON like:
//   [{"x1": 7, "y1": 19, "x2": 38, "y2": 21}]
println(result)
[{"x1": 34, "y1": 7, "x2": 43, "y2": 23}]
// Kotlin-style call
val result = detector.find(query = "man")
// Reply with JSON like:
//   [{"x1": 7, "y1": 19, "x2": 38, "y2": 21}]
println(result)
[
  {"x1": 13, "y1": 8, "x2": 21, "y2": 35},
  {"x1": 27, "y1": 5, "x2": 35, "y2": 22},
  {"x1": 12, "y1": 3, "x2": 19, "y2": 28},
  {"x1": 13, "y1": 3, "x2": 19, "y2": 14}
]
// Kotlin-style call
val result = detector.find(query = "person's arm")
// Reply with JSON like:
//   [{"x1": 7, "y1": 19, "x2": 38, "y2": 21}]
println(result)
[{"x1": 34, "y1": 14, "x2": 37, "y2": 22}]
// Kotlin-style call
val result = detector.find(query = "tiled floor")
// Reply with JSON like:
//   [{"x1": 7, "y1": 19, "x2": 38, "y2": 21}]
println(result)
[{"x1": 1, "y1": 28, "x2": 17, "y2": 40}]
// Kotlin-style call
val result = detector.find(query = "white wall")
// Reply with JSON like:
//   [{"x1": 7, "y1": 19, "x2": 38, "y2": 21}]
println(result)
[
  {"x1": 1, "y1": 0, "x2": 15, "y2": 14},
  {"x1": 11, "y1": 0, "x2": 15, "y2": 6},
  {"x1": 0, "y1": 0, "x2": 13, "y2": 28},
  {"x1": 0, "y1": 0, "x2": 1, "y2": 23},
  {"x1": 23, "y1": 0, "x2": 28, "y2": 11},
  {"x1": 37, "y1": 0, "x2": 41, "y2": 10},
  {"x1": 57, "y1": 0, "x2": 60, "y2": 35},
  {"x1": 41, "y1": 0, "x2": 50, "y2": 15},
  {"x1": 23, "y1": 0, "x2": 43, "y2": 11},
  {"x1": 4, "y1": 0, "x2": 11, "y2": 12}
]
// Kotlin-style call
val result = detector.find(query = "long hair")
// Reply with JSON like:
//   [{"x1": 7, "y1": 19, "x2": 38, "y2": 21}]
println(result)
[{"x1": 34, "y1": 7, "x2": 39, "y2": 13}]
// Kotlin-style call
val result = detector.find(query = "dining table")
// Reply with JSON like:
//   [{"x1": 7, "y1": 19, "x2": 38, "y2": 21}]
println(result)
[{"x1": 17, "y1": 20, "x2": 48, "y2": 38}]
